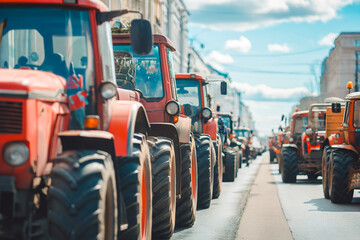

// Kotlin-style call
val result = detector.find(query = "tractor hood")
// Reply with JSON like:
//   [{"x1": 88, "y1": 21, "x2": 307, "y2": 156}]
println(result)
[{"x1": 0, "y1": 69, "x2": 67, "y2": 101}]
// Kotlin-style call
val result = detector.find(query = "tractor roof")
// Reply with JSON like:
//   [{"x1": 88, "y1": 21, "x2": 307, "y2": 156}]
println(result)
[
  {"x1": 345, "y1": 92, "x2": 360, "y2": 100},
  {"x1": 112, "y1": 34, "x2": 176, "y2": 51},
  {"x1": 291, "y1": 110, "x2": 308, "y2": 118},
  {"x1": 175, "y1": 73, "x2": 206, "y2": 83},
  {"x1": 1, "y1": 0, "x2": 108, "y2": 11}
]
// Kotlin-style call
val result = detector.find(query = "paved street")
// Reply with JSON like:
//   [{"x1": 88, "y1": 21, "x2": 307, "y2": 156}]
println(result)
[{"x1": 173, "y1": 152, "x2": 360, "y2": 240}]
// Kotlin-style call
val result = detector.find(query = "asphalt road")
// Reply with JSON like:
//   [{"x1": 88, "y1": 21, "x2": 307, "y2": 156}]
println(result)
[
  {"x1": 172, "y1": 153, "x2": 263, "y2": 240},
  {"x1": 273, "y1": 163, "x2": 360, "y2": 240},
  {"x1": 172, "y1": 152, "x2": 360, "y2": 240}
]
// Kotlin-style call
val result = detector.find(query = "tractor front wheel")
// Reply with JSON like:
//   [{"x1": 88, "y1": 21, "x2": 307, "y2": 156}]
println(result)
[
  {"x1": 176, "y1": 136, "x2": 198, "y2": 227},
  {"x1": 329, "y1": 149, "x2": 354, "y2": 204},
  {"x1": 195, "y1": 134, "x2": 214, "y2": 209},
  {"x1": 322, "y1": 146, "x2": 331, "y2": 199},
  {"x1": 48, "y1": 150, "x2": 117, "y2": 240},
  {"x1": 281, "y1": 147, "x2": 298, "y2": 183},
  {"x1": 148, "y1": 137, "x2": 176, "y2": 238}
]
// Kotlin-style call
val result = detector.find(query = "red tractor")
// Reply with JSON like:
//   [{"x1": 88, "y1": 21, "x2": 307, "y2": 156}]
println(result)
[
  {"x1": 112, "y1": 35, "x2": 196, "y2": 234},
  {"x1": 0, "y1": 1, "x2": 154, "y2": 239},
  {"x1": 175, "y1": 73, "x2": 226, "y2": 204},
  {"x1": 216, "y1": 112, "x2": 242, "y2": 182}
]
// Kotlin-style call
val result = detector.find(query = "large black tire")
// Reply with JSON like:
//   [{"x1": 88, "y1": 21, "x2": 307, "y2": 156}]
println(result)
[
  {"x1": 223, "y1": 148, "x2": 236, "y2": 182},
  {"x1": 212, "y1": 136, "x2": 223, "y2": 199},
  {"x1": 48, "y1": 150, "x2": 118, "y2": 240},
  {"x1": 329, "y1": 149, "x2": 355, "y2": 204},
  {"x1": 269, "y1": 149, "x2": 276, "y2": 163},
  {"x1": 148, "y1": 137, "x2": 176, "y2": 238},
  {"x1": 281, "y1": 147, "x2": 298, "y2": 183},
  {"x1": 117, "y1": 134, "x2": 152, "y2": 240},
  {"x1": 322, "y1": 146, "x2": 331, "y2": 199},
  {"x1": 195, "y1": 134, "x2": 214, "y2": 209},
  {"x1": 176, "y1": 136, "x2": 198, "y2": 227}
]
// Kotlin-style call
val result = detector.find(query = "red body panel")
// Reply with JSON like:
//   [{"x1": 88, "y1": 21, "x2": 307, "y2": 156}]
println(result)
[
  {"x1": 112, "y1": 34, "x2": 177, "y2": 124},
  {"x1": 0, "y1": 0, "x2": 108, "y2": 12},
  {"x1": 204, "y1": 117, "x2": 218, "y2": 140},
  {"x1": 108, "y1": 101, "x2": 147, "y2": 156},
  {"x1": 0, "y1": 70, "x2": 69, "y2": 188}
]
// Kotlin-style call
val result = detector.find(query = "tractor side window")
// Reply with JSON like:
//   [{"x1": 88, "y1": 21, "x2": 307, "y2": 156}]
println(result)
[
  {"x1": 1, "y1": 29, "x2": 44, "y2": 69},
  {"x1": 97, "y1": 21, "x2": 116, "y2": 85},
  {"x1": 353, "y1": 100, "x2": 360, "y2": 127},
  {"x1": 167, "y1": 49, "x2": 177, "y2": 100},
  {"x1": 343, "y1": 101, "x2": 350, "y2": 126}
]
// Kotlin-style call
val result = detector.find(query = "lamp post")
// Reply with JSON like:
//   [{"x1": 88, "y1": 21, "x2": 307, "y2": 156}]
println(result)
[{"x1": 355, "y1": 51, "x2": 359, "y2": 92}]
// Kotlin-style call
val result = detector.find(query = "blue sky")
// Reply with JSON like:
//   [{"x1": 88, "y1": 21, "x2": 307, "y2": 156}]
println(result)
[{"x1": 183, "y1": 0, "x2": 360, "y2": 137}]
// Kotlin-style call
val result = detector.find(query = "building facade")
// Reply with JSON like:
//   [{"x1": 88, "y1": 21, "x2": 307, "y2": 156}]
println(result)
[{"x1": 320, "y1": 32, "x2": 360, "y2": 100}]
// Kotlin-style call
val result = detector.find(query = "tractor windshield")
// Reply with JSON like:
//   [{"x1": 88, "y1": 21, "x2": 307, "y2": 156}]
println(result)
[
  {"x1": 0, "y1": 8, "x2": 95, "y2": 129},
  {"x1": 113, "y1": 45, "x2": 164, "y2": 100},
  {"x1": 176, "y1": 79, "x2": 201, "y2": 118},
  {"x1": 0, "y1": 8, "x2": 94, "y2": 82},
  {"x1": 294, "y1": 116, "x2": 308, "y2": 134}
]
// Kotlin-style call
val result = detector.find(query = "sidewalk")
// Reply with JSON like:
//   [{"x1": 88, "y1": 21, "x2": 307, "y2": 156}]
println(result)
[{"x1": 236, "y1": 155, "x2": 293, "y2": 240}]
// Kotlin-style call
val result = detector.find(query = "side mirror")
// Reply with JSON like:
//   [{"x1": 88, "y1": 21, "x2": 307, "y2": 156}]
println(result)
[
  {"x1": 281, "y1": 114, "x2": 285, "y2": 121},
  {"x1": 216, "y1": 105, "x2": 220, "y2": 112},
  {"x1": 332, "y1": 102, "x2": 341, "y2": 113},
  {"x1": 130, "y1": 19, "x2": 153, "y2": 55},
  {"x1": 220, "y1": 81, "x2": 227, "y2": 95}
]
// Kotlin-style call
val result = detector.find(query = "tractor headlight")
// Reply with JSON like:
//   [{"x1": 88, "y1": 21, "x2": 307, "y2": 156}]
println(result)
[
  {"x1": 201, "y1": 108, "x2": 212, "y2": 120},
  {"x1": 305, "y1": 128, "x2": 314, "y2": 136},
  {"x1": 165, "y1": 100, "x2": 180, "y2": 116},
  {"x1": 4, "y1": 142, "x2": 29, "y2": 167},
  {"x1": 99, "y1": 82, "x2": 117, "y2": 100}
]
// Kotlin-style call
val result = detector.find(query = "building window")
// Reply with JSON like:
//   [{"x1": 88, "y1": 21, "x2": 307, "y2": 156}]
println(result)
[
  {"x1": 354, "y1": 39, "x2": 360, "y2": 47},
  {"x1": 155, "y1": 0, "x2": 162, "y2": 26}
]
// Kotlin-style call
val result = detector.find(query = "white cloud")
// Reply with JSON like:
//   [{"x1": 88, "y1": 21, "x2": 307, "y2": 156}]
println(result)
[
  {"x1": 204, "y1": 51, "x2": 234, "y2": 71},
  {"x1": 186, "y1": 0, "x2": 355, "y2": 32},
  {"x1": 268, "y1": 43, "x2": 290, "y2": 53},
  {"x1": 225, "y1": 36, "x2": 252, "y2": 53},
  {"x1": 318, "y1": 32, "x2": 338, "y2": 46},
  {"x1": 183, "y1": 0, "x2": 233, "y2": 10},
  {"x1": 230, "y1": 82, "x2": 313, "y2": 101}
]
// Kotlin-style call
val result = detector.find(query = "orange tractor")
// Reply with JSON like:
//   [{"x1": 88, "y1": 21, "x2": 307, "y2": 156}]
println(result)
[
  {"x1": 0, "y1": 0, "x2": 154, "y2": 239},
  {"x1": 175, "y1": 73, "x2": 226, "y2": 203},
  {"x1": 322, "y1": 90, "x2": 360, "y2": 203},
  {"x1": 281, "y1": 108, "x2": 326, "y2": 183},
  {"x1": 112, "y1": 35, "x2": 196, "y2": 234}
]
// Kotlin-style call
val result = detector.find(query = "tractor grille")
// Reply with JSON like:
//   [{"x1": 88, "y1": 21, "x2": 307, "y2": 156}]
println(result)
[{"x1": 0, "y1": 101, "x2": 23, "y2": 134}]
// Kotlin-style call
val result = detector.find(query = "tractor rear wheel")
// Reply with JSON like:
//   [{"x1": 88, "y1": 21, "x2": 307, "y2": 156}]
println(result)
[
  {"x1": 223, "y1": 148, "x2": 236, "y2": 182},
  {"x1": 48, "y1": 150, "x2": 117, "y2": 240},
  {"x1": 322, "y1": 146, "x2": 331, "y2": 199},
  {"x1": 195, "y1": 134, "x2": 214, "y2": 209},
  {"x1": 329, "y1": 149, "x2": 354, "y2": 204},
  {"x1": 176, "y1": 136, "x2": 198, "y2": 227},
  {"x1": 212, "y1": 136, "x2": 223, "y2": 199},
  {"x1": 281, "y1": 147, "x2": 298, "y2": 183},
  {"x1": 148, "y1": 137, "x2": 176, "y2": 238},
  {"x1": 117, "y1": 134, "x2": 152, "y2": 240}
]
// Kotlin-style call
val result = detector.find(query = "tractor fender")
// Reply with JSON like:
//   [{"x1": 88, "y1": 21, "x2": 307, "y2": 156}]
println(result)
[
  {"x1": 331, "y1": 144, "x2": 359, "y2": 155},
  {"x1": 59, "y1": 130, "x2": 116, "y2": 161},
  {"x1": 282, "y1": 143, "x2": 298, "y2": 149},
  {"x1": 204, "y1": 117, "x2": 218, "y2": 141},
  {"x1": 149, "y1": 123, "x2": 181, "y2": 196},
  {"x1": 175, "y1": 116, "x2": 191, "y2": 144},
  {"x1": 108, "y1": 101, "x2": 150, "y2": 157}
]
